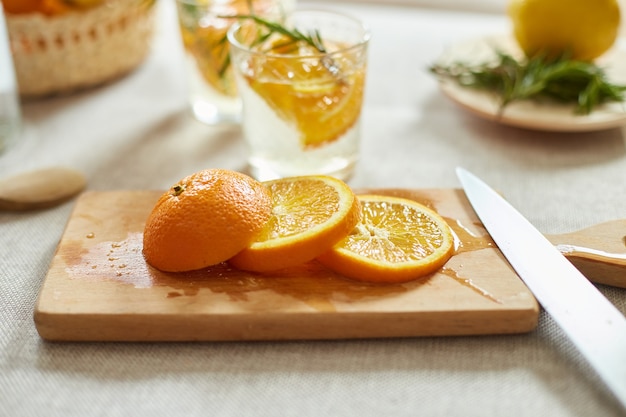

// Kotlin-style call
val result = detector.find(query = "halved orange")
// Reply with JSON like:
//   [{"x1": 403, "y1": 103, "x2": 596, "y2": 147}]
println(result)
[
  {"x1": 229, "y1": 175, "x2": 361, "y2": 272},
  {"x1": 143, "y1": 169, "x2": 272, "y2": 272},
  {"x1": 317, "y1": 195, "x2": 455, "y2": 283}
]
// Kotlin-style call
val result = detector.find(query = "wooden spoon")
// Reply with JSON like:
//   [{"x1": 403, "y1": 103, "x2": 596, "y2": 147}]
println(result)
[
  {"x1": 0, "y1": 167, "x2": 86, "y2": 211},
  {"x1": 546, "y1": 220, "x2": 626, "y2": 288}
]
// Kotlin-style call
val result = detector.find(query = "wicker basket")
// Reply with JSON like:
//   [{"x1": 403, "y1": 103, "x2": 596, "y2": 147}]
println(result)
[{"x1": 6, "y1": 0, "x2": 156, "y2": 98}]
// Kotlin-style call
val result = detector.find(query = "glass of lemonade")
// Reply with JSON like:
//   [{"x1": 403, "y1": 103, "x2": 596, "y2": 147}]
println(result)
[
  {"x1": 227, "y1": 10, "x2": 370, "y2": 180},
  {"x1": 175, "y1": 0, "x2": 293, "y2": 125}
]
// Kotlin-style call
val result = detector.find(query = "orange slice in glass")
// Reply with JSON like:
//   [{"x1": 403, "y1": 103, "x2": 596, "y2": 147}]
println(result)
[{"x1": 246, "y1": 39, "x2": 366, "y2": 148}]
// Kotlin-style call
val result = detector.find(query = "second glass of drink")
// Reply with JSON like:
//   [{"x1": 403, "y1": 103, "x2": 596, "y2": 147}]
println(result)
[{"x1": 175, "y1": 0, "x2": 293, "y2": 125}]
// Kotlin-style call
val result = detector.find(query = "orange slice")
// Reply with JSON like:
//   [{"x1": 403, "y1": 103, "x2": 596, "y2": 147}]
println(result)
[
  {"x1": 229, "y1": 175, "x2": 361, "y2": 272},
  {"x1": 317, "y1": 195, "x2": 455, "y2": 283}
]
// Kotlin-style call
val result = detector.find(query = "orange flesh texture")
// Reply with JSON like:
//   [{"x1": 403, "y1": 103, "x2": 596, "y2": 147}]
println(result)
[
  {"x1": 317, "y1": 195, "x2": 455, "y2": 283},
  {"x1": 229, "y1": 176, "x2": 361, "y2": 272}
]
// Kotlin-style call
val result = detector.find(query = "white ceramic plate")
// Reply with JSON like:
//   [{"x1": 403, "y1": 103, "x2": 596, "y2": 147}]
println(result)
[{"x1": 434, "y1": 35, "x2": 626, "y2": 132}]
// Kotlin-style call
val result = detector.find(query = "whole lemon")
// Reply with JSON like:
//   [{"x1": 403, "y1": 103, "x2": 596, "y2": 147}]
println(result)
[{"x1": 508, "y1": 0, "x2": 621, "y2": 61}]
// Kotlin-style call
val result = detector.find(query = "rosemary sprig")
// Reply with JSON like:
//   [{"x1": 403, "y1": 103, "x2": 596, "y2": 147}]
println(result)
[
  {"x1": 430, "y1": 52, "x2": 626, "y2": 115},
  {"x1": 217, "y1": 12, "x2": 334, "y2": 80},
  {"x1": 232, "y1": 14, "x2": 327, "y2": 54}
]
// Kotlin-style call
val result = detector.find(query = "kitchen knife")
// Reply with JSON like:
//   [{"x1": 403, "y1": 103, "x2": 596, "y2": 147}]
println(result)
[{"x1": 456, "y1": 167, "x2": 626, "y2": 410}]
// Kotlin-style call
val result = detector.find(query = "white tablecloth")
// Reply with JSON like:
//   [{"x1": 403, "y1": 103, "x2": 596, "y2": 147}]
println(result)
[{"x1": 2, "y1": 1, "x2": 626, "y2": 416}]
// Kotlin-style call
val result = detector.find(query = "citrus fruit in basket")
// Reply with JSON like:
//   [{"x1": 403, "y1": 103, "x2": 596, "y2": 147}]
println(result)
[
  {"x1": 508, "y1": 0, "x2": 621, "y2": 61},
  {"x1": 2, "y1": 0, "x2": 42, "y2": 14},
  {"x1": 317, "y1": 195, "x2": 455, "y2": 283},
  {"x1": 61, "y1": 0, "x2": 103, "y2": 8},
  {"x1": 229, "y1": 175, "x2": 361, "y2": 272},
  {"x1": 2, "y1": 0, "x2": 102, "y2": 15},
  {"x1": 143, "y1": 169, "x2": 273, "y2": 272}
]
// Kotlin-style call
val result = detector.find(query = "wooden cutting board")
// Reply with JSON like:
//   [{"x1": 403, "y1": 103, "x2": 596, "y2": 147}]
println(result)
[{"x1": 34, "y1": 189, "x2": 539, "y2": 342}]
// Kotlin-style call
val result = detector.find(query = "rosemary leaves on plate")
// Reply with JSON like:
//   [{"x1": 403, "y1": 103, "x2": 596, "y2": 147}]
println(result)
[{"x1": 430, "y1": 52, "x2": 626, "y2": 115}]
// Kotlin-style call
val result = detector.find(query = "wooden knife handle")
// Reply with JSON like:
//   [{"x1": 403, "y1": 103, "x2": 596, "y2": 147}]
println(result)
[{"x1": 546, "y1": 220, "x2": 626, "y2": 288}]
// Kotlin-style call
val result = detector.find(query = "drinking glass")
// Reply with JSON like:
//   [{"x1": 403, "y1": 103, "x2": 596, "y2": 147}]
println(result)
[
  {"x1": 0, "y1": 3, "x2": 20, "y2": 154},
  {"x1": 228, "y1": 10, "x2": 370, "y2": 180},
  {"x1": 175, "y1": 0, "x2": 293, "y2": 125}
]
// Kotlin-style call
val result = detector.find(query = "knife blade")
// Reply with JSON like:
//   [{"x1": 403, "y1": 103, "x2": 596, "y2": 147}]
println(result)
[{"x1": 456, "y1": 167, "x2": 626, "y2": 410}]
